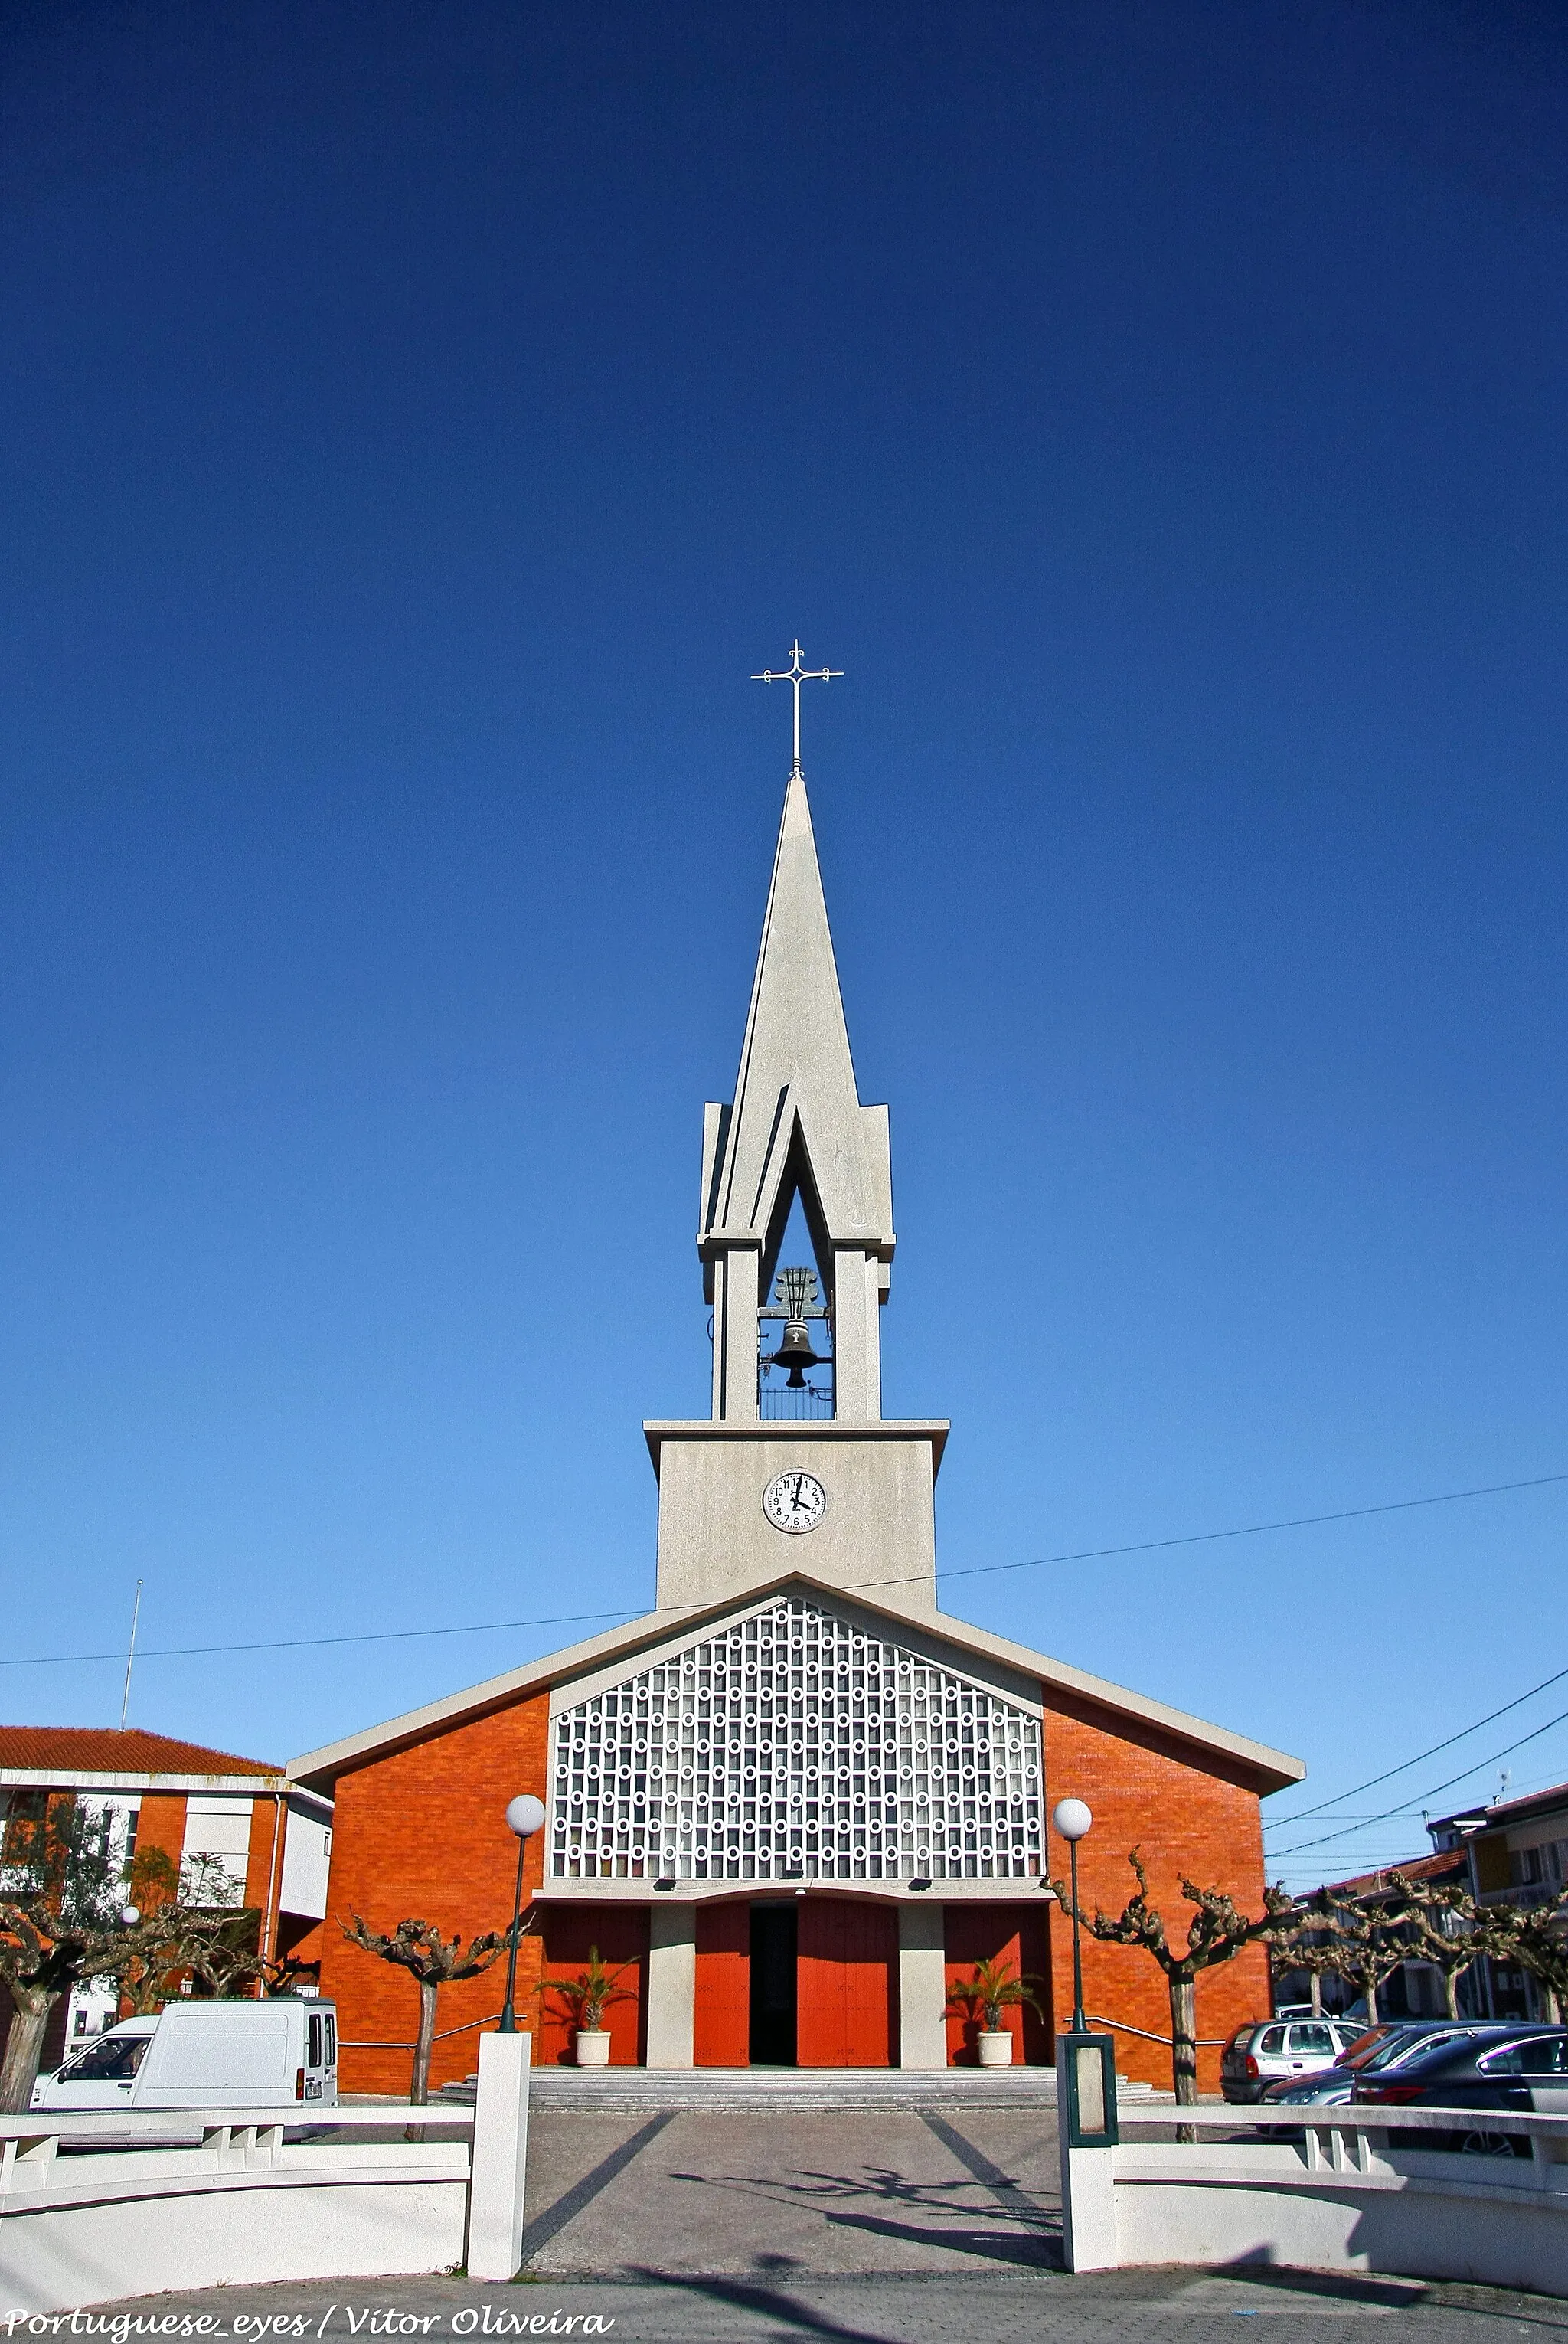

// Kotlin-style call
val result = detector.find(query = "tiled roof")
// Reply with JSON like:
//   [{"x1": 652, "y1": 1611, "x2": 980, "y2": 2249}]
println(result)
[
  {"x1": 1325, "y1": 1848, "x2": 1468, "y2": 1898},
  {"x1": 0, "y1": 1727, "x2": 283, "y2": 1778}
]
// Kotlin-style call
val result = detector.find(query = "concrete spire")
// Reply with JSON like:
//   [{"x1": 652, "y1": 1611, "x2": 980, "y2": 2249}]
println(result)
[{"x1": 700, "y1": 771, "x2": 894, "y2": 1422}]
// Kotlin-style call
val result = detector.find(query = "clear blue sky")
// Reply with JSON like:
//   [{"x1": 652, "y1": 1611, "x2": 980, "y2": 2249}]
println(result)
[{"x1": 3, "y1": 1, "x2": 1565, "y2": 1892}]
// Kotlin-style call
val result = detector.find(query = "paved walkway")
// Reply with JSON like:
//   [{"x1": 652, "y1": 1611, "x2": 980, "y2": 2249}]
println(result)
[{"x1": 83, "y1": 2110, "x2": 1568, "y2": 2342}]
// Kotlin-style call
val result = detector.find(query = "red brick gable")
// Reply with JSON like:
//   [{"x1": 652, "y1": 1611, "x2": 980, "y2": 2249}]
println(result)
[
  {"x1": 1042, "y1": 1688, "x2": 1274, "y2": 2092},
  {"x1": 318, "y1": 1692, "x2": 551, "y2": 2096}
]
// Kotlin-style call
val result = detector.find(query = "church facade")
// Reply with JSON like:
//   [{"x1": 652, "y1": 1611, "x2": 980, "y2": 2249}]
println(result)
[{"x1": 292, "y1": 761, "x2": 1302, "y2": 2088}]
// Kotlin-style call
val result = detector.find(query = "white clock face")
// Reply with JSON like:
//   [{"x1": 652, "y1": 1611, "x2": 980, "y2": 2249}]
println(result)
[{"x1": 763, "y1": 1470, "x2": 828, "y2": 1535}]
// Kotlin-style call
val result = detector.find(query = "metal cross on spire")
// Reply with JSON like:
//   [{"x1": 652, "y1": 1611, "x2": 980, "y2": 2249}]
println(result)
[{"x1": 752, "y1": 642, "x2": 843, "y2": 776}]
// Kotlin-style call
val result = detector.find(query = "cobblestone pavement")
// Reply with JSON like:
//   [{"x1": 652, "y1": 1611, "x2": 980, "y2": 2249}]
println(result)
[{"x1": 66, "y1": 2110, "x2": 1568, "y2": 2342}]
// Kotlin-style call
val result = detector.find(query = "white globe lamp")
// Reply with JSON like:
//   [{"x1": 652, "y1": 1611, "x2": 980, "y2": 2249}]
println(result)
[
  {"x1": 499, "y1": 1794, "x2": 547, "y2": 2032},
  {"x1": 1052, "y1": 1797, "x2": 1093, "y2": 2031}
]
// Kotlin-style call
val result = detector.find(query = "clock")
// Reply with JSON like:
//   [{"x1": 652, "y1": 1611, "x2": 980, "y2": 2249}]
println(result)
[{"x1": 763, "y1": 1470, "x2": 828, "y2": 1535}]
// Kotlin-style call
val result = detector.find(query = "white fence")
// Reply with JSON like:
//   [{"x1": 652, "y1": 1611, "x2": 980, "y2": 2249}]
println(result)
[
  {"x1": 1061, "y1": 2100, "x2": 1568, "y2": 2298},
  {"x1": 0, "y1": 2034, "x2": 531, "y2": 2313}
]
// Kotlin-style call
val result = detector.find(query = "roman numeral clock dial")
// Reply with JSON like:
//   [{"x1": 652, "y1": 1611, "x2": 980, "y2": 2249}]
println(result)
[{"x1": 763, "y1": 1470, "x2": 827, "y2": 1534}]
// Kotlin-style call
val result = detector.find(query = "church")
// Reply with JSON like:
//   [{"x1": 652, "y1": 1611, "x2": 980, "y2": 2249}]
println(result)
[{"x1": 293, "y1": 715, "x2": 1303, "y2": 2090}]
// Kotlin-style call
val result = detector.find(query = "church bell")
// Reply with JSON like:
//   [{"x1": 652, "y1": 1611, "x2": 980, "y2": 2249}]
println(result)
[
  {"x1": 772, "y1": 1314, "x2": 827, "y2": 1388},
  {"x1": 763, "y1": 1263, "x2": 831, "y2": 1388}
]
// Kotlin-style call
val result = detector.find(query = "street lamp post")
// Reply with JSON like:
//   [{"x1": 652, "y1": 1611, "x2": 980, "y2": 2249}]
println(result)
[
  {"x1": 498, "y1": 1794, "x2": 547, "y2": 2034},
  {"x1": 1052, "y1": 1797, "x2": 1093, "y2": 2033},
  {"x1": 1050, "y1": 1796, "x2": 1117, "y2": 2152}
]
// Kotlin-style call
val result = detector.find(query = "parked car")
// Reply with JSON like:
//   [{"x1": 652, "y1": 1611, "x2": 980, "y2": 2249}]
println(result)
[
  {"x1": 1351, "y1": 2023, "x2": 1568, "y2": 2148},
  {"x1": 1220, "y1": 2016, "x2": 1367, "y2": 2104},
  {"x1": 1258, "y1": 2021, "x2": 1467, "y2": 2110},
  {"x1": 31, "y1": 1999, "x2": 338, "y2": 2113}
]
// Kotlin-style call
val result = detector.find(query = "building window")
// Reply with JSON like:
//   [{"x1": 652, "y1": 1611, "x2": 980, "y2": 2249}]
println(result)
[{"x1": 549, "y1": 1595, "x2": 1044, "y2": 1884}]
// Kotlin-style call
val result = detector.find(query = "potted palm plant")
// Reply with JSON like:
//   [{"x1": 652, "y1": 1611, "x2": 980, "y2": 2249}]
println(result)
[
  {"x1": 541, "y1": 1945, "x2": 637, "y2": 2066},
  {"x1": 946, "y1": 1956, "x2": 1044, "y2": 2067}
]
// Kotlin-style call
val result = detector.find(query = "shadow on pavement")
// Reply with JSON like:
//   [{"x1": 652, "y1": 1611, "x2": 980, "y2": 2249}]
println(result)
[
  {"x1": 625, "y1": 2257, "x2": 914, "y2": 2342},
  {"x1": 665, "y1": 2159, "x2": 1063, "y2": 2270},
  {"x1": 522, "y1": 2111, "x2": 676, "y2": 2261}
]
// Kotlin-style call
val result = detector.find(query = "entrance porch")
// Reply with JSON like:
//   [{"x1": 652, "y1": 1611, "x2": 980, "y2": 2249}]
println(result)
[{"x1": 533, "y1": 1893, "x2": 1054, "y2": 2070}]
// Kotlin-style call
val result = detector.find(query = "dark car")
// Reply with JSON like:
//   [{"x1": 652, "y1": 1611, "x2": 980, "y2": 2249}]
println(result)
[
  {"x1": 1351, "y1": 2024, "x2": 1568, "y2": 2151},
  {"x1": 1257, "y1": 2019, "x2": 1462, "y2": 2110}
]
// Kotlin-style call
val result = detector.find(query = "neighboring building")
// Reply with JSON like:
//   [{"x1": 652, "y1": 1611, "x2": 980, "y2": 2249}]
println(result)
[
  {"x1": 1273, "y1": 1849, "x2": 1475, "y2": 2021},
  {"x1": 293, "y1": 761, "x2": 1305, "y2": 2091},
  {"x1": 0, "y1": 1726, "x2": 333, "y2": 2068},
  {"x1": 1427, "y1": 1779, "x2": 1568, "y2": 2020}
]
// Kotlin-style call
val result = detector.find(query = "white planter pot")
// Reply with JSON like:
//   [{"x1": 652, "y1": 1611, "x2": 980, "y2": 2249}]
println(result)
[
  {"x1": 977, "y1": 2029, "x2": 1013, "y2": 2068},
  {"x1": 575, "y1": 2028, "x2": 611, "y2": 2068}
]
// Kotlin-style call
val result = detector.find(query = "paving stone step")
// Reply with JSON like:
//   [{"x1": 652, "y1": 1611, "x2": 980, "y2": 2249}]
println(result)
[{"x1": 437, "y1": 2064, "x2": 1072, "y2": 2110}]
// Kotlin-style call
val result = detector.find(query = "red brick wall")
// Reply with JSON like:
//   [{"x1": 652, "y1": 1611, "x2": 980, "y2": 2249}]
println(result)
[
  {"x1": 317, "y1": 1694, "x2": 550, "y2": 2095},
  {"x1": 133, "y1": 1793, "x2": 187, "y2": 1904},
  {"x1": 1041, "y1": 1692, "x2": 1274, "y2": 2092},
  {"x1": 244, "y1": 1796, "x2": 286, "y2": 1957}
]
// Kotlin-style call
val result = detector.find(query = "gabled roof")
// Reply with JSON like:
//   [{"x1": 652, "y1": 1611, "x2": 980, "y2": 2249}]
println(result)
[
  {"x1": 0, "y1": 1725, "x2": 288, "y2": 1789},
  {"x1": 701, "y1": 772, "x2": 893, "y2": 1260},
  {"x1": 289, "y1": 1575, "x2": 1305, "y2": 1797}
]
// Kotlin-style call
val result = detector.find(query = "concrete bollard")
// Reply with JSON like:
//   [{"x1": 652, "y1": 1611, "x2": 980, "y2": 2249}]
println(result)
[
  {"x1": 466, "y1": 2030, "x2": 532, "y2": 2282},
  {"x1": 1056, "y1": 2037, "x2": 1118, "y2": 2272}
]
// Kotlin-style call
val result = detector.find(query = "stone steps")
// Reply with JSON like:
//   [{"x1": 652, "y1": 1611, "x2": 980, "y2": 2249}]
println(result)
[{"x1": 438, "y1": 2064, "x2": 1067, "y2": 2111}]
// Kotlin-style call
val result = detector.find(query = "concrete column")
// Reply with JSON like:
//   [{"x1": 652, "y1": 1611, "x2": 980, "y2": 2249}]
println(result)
[
  {"x1": 897, "y1": 1901, "x2": 948, "y2": 2069},
  {"x1": 831, "y1": 1248, "x2": 881, "y2": 1421},
  {"x1": 714, "y1": 1248, "x2": 760, "y2": 1423},
  {"x1": 645, "y1": 1902, "x2": 697, "y2": 2068},
  {"x1": 466, "y1": 2029, "x2": 531, "y2": 2280}
]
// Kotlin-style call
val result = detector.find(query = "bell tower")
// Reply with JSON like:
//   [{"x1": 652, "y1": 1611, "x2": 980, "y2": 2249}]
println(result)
[
  {"x1": 699, "y1": 764, "x2": 895, "y2": 1426},
  {"x1": 644, "y1": 672, "x2": 948, "y2": 1620}
]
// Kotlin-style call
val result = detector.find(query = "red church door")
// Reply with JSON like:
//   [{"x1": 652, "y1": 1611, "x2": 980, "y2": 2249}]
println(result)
[
  {"x1": 796, "y1": 1898, "x2": 897, "y2": 2067},
  {"x1": 694, "y1": 1901, "x2": 750, "y2": 2066}
]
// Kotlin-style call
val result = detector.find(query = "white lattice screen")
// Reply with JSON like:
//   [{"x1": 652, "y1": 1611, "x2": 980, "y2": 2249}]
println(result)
[{"x1": 550, "y1": 1596, "x2": 1044, "y2": 1883}]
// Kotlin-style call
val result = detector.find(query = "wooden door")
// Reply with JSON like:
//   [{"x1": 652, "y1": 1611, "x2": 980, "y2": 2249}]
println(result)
[
  {"x1": 694, "y1": 1901, "x2": 751, "y2": 2066},
  {"x1": 797, "y1": 1898, "x2": 897, "y2": 2067},
  {"x1": 944, "y1": 1903, "x2": 1052, "y2": 2065},
  {"x1": 537, "y1": 1907, "x2": 648, "y2": 2066}
]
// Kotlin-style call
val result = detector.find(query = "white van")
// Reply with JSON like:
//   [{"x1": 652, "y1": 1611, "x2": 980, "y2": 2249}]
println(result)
[{"x1": 31, "y1": 1999, "x2": 338, "y2": 2112}]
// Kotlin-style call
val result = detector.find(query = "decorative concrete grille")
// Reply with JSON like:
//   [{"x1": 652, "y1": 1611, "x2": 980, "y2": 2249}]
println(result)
[{"x1": 550, "y1": 1596, "x2": 1044, "y2": 1882}]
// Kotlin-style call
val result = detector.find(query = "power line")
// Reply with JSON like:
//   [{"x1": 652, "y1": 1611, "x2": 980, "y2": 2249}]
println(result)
[
  {"x1": 3, "y1": 1464, "x2": 1565, "y2": 1674},
  {"x1": 1263, "y1": 1659, "x2": 1568, "y2": 1831},
  {"x1": 1267, "y1": 1703, "x2": 1568, "y2": 1863}
]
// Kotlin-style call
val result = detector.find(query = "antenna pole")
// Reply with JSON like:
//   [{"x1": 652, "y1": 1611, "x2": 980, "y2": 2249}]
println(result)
[{"x1": 119, "y1": 1579, "x2": 144, "y2": 1732}]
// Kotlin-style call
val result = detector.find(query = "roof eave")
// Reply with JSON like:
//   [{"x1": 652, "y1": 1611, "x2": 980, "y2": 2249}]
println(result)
[{"x1": 289, "y1": 1572, "x2": 1303, "y2": 1797}]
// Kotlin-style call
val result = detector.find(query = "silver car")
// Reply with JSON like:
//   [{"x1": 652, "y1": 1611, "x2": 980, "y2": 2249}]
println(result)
[{"x1": 1220, "y1": 2017, "x2": 1367, "y2": 2104}]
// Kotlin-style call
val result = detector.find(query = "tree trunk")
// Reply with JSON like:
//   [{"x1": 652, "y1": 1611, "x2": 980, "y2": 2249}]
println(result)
[
  {"x1": 1364, "y1": 1979, "x2": 1379, "y2": 2024},
  {"x1": 0, "y1": 1992, "x2": 55, "y2": 2114},
  {"x1": 1168, "y1": 1973, "x2": 1197, "y2": 2104},
  {"x1": 1442, "y1": 1967, "x2": 1461, "y2": 2021},
  {"x1": 1308, "y1": 1972, "x2": 1322, "y2": 2017},
  {"x1": 410, "y1": 1979, "x2": 438, "y2": 2104}
]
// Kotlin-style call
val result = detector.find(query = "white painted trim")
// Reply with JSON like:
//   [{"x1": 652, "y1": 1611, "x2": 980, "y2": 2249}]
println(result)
[
  {"x1": 0, "y1": 1770, "x2": 292, "y2": 1793},
  {"x1": 289, "y1": 1571, "x2": 1303, "y2": 1793}
]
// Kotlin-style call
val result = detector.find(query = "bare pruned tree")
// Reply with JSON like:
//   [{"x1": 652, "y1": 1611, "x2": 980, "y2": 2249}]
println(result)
[
  {"x1": 341, "y1": 1915, "x2": 516, "y2": 2106},
  {"x1": 1488, "y1": 1891, "x2": 1568, "y2": 2022},
  {"x1": 1051, "y1": 1847, "x2": 1295, "y2": 2110}
]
